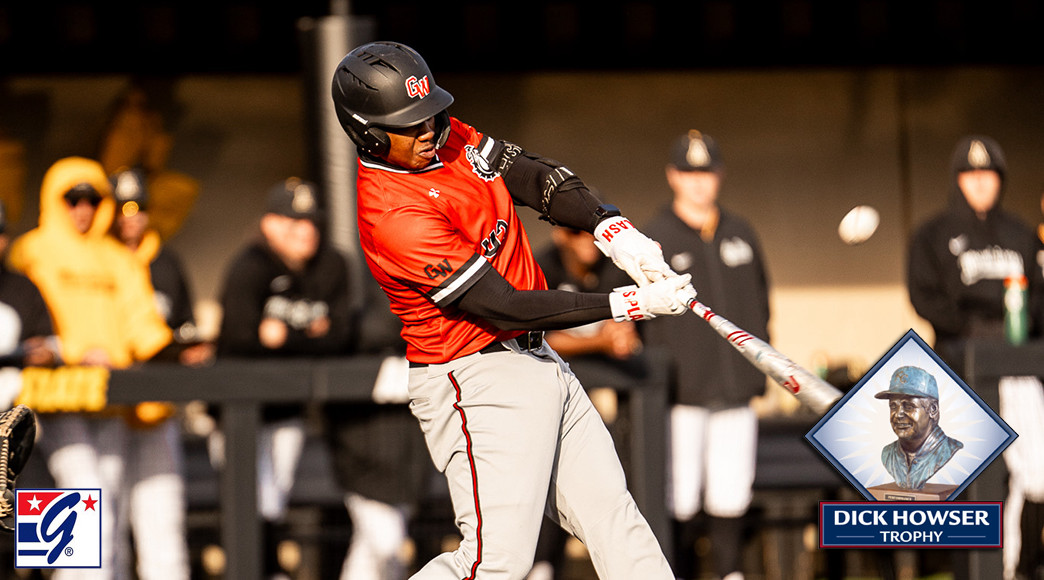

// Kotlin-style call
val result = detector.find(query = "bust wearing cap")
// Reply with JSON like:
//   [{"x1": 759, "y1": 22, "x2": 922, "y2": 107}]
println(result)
[{"x1": 876, "y1": 366, "x2": 964, "y2": 490}]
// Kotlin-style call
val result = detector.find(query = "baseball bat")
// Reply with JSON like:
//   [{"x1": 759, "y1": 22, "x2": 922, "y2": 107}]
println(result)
[{"x1": 686, "y1": 297, "x2": 842, "y2": 415}]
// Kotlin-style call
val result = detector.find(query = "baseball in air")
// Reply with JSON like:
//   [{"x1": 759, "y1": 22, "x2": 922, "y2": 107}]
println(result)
[{"x1": 838, "y1": 205, "x2": 880, "y2": 245}]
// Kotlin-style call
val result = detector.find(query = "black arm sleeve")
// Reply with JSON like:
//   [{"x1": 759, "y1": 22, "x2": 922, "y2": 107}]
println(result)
[
  {"x1": 480, "y1": 137, "x2": 607, "y2": 232},
  {"x1": 455, "y1": 267, "x2": 613, "y2": 331}
]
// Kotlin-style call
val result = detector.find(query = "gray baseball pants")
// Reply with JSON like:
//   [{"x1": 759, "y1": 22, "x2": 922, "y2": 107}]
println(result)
[{"x1": 406, "y1": 341, "x2": 674, "y2": 580}]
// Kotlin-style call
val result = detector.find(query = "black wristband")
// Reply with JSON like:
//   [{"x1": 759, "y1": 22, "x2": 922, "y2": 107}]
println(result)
[{"x1": 592, "y1": 203, "x2": 622, "y2": 229}]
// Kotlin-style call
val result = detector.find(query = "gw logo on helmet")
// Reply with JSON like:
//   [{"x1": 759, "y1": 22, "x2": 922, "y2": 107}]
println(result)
[{"x1": 405, "y1": 75, "x2": 431, "y2": 99}]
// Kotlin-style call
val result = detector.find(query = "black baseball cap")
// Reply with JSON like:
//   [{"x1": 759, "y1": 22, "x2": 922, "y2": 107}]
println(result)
[
  {"x1": 62, "y1": 183, "x2": 103, "y2": 206},
  {"x1": 669, "y1": 130, "x2": 723, "y2": 173},
  {"x1": 110, "y1": 167, "x2": 149, "y2": 214},
  {"x1": 951, "y1": 135, "x2": 1006, "y2": 178},
  {"x1": 266, "y1": 177, "x2": 322, "y2": 222}
]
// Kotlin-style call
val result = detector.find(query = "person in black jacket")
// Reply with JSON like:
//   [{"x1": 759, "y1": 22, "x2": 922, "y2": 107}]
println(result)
[
  {"x1": 537, "y1": 225, "x2": 642, "y2": 363},
  {"x1": 218, "y1": 178, "x2": 353, "y2": 359},
  {"x1": 641, "y1": 131, "x2": 770, "y2": 580},
  {"x1": 907, "y1": 135, "x2": 1044, "y2": 369},
  {"x1": 216, "y1": 177, "x2": 354, "y2": 579}
]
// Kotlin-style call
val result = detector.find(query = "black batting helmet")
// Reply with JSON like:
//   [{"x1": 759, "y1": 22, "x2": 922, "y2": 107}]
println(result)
[{"x1": 331, "y1": 42, "x2": 454, "y2": 156}]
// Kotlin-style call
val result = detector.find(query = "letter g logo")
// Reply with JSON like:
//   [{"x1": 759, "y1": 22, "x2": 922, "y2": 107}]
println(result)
[{"x1": 41, "y1": 493, "x2": 79, "y2": 564}]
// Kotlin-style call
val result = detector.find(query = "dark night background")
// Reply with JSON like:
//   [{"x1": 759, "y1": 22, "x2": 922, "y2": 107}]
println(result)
[{"x1": 2, "y1": 1, "x2": 1043, "y2": 75}]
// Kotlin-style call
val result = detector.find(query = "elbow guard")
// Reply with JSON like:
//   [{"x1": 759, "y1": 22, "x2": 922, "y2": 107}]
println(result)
[
  {"x1": 489, "y1": 140, "x2": 586, "y2": 224},
  {"x1": 479, "y1": 136, "x2": 608, "y2": 230},
  {"x1": 539, "y1": 166, "x2": 577, "y2": 225}
]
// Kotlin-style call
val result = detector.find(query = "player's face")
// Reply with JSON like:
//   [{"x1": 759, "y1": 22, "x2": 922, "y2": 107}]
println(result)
[
  {"x1": 958, "y1": 169, "x2": 1001, "y2": 215},
  {"x1": 63, "y1": 189, "x2": 103, "y2": 234},
  {"x1": 261, "y1": 214, "x2": 320, "y2": 270},
  {"x1": 115, "y1": 205, "x2": 149, "y2": 246},
  {"x1": 382, "y1": 116, "x2": 439, "y2": 170},
  {"x1": 667, "y1": 167, "x2": 720, "y2": 210},
  {"x1": 888, "y1": 396, "x2": 935, "y2": 448}
]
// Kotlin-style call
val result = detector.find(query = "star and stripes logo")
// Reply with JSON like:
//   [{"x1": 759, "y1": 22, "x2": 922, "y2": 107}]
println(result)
[{"x1": 15, "y1": 489, "x2": 102, "y2": 569}]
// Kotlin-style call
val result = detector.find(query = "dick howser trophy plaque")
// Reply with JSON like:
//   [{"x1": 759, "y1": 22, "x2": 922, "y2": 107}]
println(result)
[{"x1": 806, "y1": 330, "x2": 1016, "y2": 549}]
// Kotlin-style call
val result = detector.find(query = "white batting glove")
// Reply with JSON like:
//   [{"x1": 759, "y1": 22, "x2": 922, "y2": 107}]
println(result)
[
  {"x1": 593, "y1": 216, "x2": 676, "y2": 286},
  {"x1": 609, "y1": 274, "x2": 697, "y2": 322}
]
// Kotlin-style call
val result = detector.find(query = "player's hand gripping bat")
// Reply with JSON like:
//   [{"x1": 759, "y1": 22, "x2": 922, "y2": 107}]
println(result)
[{"x1": 685, "y1": 297, "x2": 842, "y2": 415}]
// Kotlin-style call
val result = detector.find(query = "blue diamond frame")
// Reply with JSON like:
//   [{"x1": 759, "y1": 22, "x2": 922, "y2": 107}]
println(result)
[{"x1": 804, "y1": 329, "x2": 1018, "y2": 501}]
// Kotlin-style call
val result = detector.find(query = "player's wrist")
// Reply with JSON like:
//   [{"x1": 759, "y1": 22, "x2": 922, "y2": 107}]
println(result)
[
  {"x1": 590, "y1": 203, "x2": 622, "y2": 230},
  {"x1": 608, "y1": 286, "x2": 641, "y2": 322},
  {"x1": 609, "y1": 276, "x2": 695, "y2": 322},
  {"x1": 593, "y1": 214, "x2": 633, "y2": 247}
]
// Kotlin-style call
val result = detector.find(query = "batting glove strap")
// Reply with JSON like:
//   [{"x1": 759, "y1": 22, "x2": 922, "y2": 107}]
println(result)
[
  {"x1": 593, "y1": 216, "x2": 675, "y2": 287},
  {"x1": 609, "y1": 274, "x2": 696, "y2": 322}
]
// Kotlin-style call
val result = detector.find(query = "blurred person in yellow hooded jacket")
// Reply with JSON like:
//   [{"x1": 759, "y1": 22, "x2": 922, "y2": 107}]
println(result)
[
  {"x1": 6, "y1": 156, "x2": 177, "y2": 580},
  {"x1": 7, "y1": 157, "x2": 171, "y2": 366}
]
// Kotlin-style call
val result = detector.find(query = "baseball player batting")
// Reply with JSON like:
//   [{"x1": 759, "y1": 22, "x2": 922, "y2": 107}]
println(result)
[{"x1": 332, "y1": 42, "x2": 695, "y2": 579}]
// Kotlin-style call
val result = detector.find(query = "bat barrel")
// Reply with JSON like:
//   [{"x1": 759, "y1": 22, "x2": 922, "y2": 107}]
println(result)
[{"x1": 687, "y1": 298, "x2": 842, "y2": 414}]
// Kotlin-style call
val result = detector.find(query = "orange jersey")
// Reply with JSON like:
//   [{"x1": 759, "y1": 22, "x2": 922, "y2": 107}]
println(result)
[{"x1": 356, "y1": 118, "x2": 547, "y2": 363}]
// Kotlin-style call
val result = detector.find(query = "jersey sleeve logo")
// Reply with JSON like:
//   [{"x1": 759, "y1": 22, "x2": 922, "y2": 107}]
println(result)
[
  {"x1": 464, "y1": 138, "x2": 500, "y2": 182},
  {"x1": 423, "y1": 254, "x2": 491, "y2": 306},
  {"x1": 424, "y1": 259, "x2": 453, "y2": 280},
  {"x1": 480, "y1": 220, "x2": 509, "y2": 258}
]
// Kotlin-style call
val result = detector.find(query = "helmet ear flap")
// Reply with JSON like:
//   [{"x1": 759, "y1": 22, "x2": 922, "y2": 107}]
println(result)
[
  {"x1": 343, "y1": 110, "x2": 447, "y2": 157},
  {"x1": 343, "y1": 121, "x2": 390, "y2": 157},
  {"x1": 435, "y1": 111, "x2": 451, "y2": 149},
  {"x1": 365, "y1": 126, "x2": 390, "y2": 156}
]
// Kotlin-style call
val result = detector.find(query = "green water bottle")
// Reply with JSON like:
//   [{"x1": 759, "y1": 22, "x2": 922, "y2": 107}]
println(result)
[{"x1": 1004, "y1": 274, "x2": 1028, "y2": 346}]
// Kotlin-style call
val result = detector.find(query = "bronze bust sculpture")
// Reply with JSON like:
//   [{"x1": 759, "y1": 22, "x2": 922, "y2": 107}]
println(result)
[{"x1": 876, "y1": 366, "x2": 964, "y2": 490}]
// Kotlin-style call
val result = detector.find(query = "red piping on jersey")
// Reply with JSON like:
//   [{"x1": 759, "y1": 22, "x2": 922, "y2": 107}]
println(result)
[{"x1": 449, "y1": 371, "x2": 483, "y2": 579}]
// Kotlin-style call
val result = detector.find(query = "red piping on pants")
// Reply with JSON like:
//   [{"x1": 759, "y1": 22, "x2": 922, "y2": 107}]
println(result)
[{"x1": 449, "y1": 371, "x2": 483, "y2": 579}]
